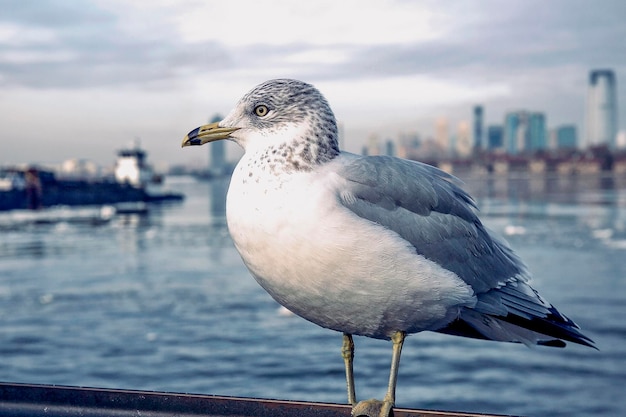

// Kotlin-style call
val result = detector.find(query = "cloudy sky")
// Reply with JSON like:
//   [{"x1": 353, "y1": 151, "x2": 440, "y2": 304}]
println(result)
[{"x1": 1, "y1": 0, "x2": 625, "y2": 169}]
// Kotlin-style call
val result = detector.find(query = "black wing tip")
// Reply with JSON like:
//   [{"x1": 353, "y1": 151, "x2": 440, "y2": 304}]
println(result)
[
  {"x1": 438, "y1": 314, "x2": 597, "y2": 350},
  {"x1": 538, "y1": 335, "x2": 597, "y2": 349},
  {"x1": 504, "y1": 310, "x2": 597, "y2": 349},
  {"x1": 537, "y1": 339, "x2": 567, "y2": 348},
  {"x1": 562, "y1": 332, "x2": 598, "y2": 350}
]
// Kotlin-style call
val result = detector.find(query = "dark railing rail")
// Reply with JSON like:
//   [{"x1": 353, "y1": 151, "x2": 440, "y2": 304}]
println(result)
[{"x1": 0, "y1": 382, "x2": 515, "y2": 417}]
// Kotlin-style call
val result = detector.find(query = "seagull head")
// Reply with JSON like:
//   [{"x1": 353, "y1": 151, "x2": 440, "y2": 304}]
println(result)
[{"x1": 182, "y1": 79, "x2": 340, "y2": 167}]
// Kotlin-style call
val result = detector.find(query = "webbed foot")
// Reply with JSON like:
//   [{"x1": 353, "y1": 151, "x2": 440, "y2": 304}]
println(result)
[{"x1": 351, "y1": 398, "x2": 394, "y2": 417}]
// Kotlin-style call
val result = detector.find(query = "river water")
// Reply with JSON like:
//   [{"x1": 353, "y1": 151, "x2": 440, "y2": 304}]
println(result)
[{"x1": 0, "y1": 174, "x2": 624, "y2": 416}]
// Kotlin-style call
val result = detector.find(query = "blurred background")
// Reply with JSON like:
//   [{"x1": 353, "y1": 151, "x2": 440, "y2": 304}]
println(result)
[{"x1": 1, "y1": 1, "x2": 626, "y2": 416}]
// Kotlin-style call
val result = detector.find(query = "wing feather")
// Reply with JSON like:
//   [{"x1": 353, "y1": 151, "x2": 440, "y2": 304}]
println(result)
[
  {"x1": 335, "y1": 154, "x2": 595, "y2": 348},
  {"x1": 337, "y1": 155, "x2": 524, "y2": 293}
]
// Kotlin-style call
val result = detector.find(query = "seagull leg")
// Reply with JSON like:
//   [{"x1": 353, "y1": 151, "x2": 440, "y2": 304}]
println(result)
[
  {"x1": 342, "y1": 333, "x2": 357, "y2": 405},
  {"x1": 351, "y1": 331, "x2": 405, "y2": 417},
  {"x1": 381, "y1": 331, "x2": 405, "y2": 415}
]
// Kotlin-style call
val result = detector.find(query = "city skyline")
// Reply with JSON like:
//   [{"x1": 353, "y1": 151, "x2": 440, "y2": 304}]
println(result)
[
  {"x1": 398, "y1": 68, "x2": 620, "y2": 158},
  {"x1": 1, "y1": 1, "x2": 625, "y2": 168}
]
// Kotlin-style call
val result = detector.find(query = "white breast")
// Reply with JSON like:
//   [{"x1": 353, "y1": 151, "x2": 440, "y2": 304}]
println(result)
[{"x1": 225, "y1": 154, "x2": 476, "y2": 339}]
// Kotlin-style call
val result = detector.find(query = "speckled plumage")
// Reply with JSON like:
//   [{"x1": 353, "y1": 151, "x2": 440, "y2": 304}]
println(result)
[{"x1": 225, "y1": 79, "x2": 340, "y2": 173}]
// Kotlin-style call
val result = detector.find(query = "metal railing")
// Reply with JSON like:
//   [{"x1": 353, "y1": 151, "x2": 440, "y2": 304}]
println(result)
[{"x1": 0, "y1": 382, "x2": 515, "y2": 417}]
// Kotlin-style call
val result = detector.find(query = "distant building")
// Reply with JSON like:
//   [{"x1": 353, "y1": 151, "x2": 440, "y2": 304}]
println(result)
[
  {"x1": 504, "y1": 112, "x2": 522, "y2": 154},
  {"x1": 366, "y1": 134, "x2": 381, "y2": 155},
  {"x1": 473, "y1": 105, "x2": 484, "y2": 151},
  {"x1": 504, "y1": 111, "x2": 547, "y2": 154},
  {"x1": 555, "y1": 125, "x2": 578, "y2": 149},
  {"x1": 208, "y1": 114, "x2": 227, "y2": 175},
  {"x1": 435, "y1": 117, "x2": 450, "y2": 155},
  {"x1": 617, "y1": 130, "x2": 626, "y2": 149},
  {"x1": 487, "y1": 125, "x2": 504, "y2": 150},
  {"x1": 396, "y1": 132, "x2": 421, "y2": 159},
  {"x1": 528, "y1": 113, "x2": 547, "y2": 151},
  {"x1": 585, "y1": 69, "x2": 618, "y2": 149},
  {"x1": 384, "y1": 140, "x2": 396, "y2": 157},
  {"x1": 456, "y1": 121, "x2": 472, "y2": 157}
]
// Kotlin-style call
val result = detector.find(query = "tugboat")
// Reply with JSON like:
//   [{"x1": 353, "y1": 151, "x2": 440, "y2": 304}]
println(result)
[
  {"x1": 115, "y1": 145, "x2": 152, "y2": 188},
  {"x1": 0, "y1": 142, "x2": 183, "y2": 212},
  {"x1": 114, "y1": 140, "x2": 183, "y2": 212}
]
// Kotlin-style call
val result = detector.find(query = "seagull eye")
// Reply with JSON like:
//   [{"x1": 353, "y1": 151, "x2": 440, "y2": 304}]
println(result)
[{"x1": 254, "y1": 105, "x2": 269, "y2": 117}]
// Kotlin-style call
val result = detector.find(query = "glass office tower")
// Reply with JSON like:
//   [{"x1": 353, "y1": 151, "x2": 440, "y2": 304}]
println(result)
[{"x1": 585, "y1": 69, "x2": 618, "y2": 149}]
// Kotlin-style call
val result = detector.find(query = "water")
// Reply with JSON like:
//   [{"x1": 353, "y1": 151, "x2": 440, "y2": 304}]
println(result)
[{"x1": 1, "y1": 175, "x2": 625, "y2": 417}]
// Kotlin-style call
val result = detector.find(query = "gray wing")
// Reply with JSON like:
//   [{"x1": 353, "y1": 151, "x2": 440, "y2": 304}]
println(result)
[
  {"x1": 338, "y1": 155, "x2": 523, "y2": 294},
  {"x1": 337, "y1": 155, "x2": 594, "y2": 348}
]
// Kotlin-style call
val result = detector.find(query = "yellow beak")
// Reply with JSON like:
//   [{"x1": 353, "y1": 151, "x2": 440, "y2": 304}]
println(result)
[{"x1": 181, "y1": 122, "x2": 240, "y2": 147}]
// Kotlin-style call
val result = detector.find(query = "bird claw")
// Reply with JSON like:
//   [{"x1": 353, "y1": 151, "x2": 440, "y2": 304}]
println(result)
[{"x1": 351, "y1": 399, "x2": 394, "y2": 417}]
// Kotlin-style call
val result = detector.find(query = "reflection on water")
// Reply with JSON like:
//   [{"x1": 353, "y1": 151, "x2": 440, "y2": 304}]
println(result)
[
  {"x1": 461, "y1": 174, "x2": 626, "y2": 256},
  {"x1": 464, "y1": 173, "x2": 626, "y2": 206},
  {"x1": 209, "y1": 178, "x2": 228, "y2": 217},
  {"x1": 0, "y1": 175, "x2": 625, "y2": 417}
]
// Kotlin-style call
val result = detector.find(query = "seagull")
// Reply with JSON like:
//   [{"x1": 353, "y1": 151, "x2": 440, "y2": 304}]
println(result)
[{"x1": 181, "y1": 79, "x2": 595, "y2": 417}]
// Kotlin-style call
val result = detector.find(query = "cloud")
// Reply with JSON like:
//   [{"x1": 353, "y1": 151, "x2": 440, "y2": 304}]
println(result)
[
  {"x1": 0, "y1": 0, "x2": 232, "y2": 88},
  {"x1": 173, "y1": 0, "x2": 446, "y2": 46},
  {"x1": 0, "y1": 0, "x2": 625, "y2": 166},
  {"x1": 1, "y1": 0, "x2": 624, "y2": 90}
]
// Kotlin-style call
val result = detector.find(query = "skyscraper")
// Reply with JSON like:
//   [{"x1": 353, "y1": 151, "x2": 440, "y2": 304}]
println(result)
[
  {"x1": 585, "y1": 69, "x2": 618, "y2": 149},
  {"x1": 555, "y1": 125, "x2": 577, "y2": 149},
  {"x1": 208, "y1": 114, "x2": 226, "y2": 175},
  {"x1": 504, "y1": 111, "x2": 547, "y2": 154},
  {"x1": 487, "y1": 125, "x2": 504, "y2": 150},
  {"x1": 528, "y1": 113, "x2": 547, "y2": 151},
  {"x1": 366, "y1": 134, "x2": 381, "y2": 156},
  {"x1": 435, "y1": 117, "x2": 450, "y2": 154},
  {"x1": 504, "y1": 113, "x2": 520, "y2": 154},
  {"x1": 384, "y1": 140, "x2": 396, "y2": 157},
  {"x1": 456, "y1": 121, "x2": 472, "y2": 157},
  {"x1": 473, "y1": 105, "x2": 483, "y2": 151}
]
